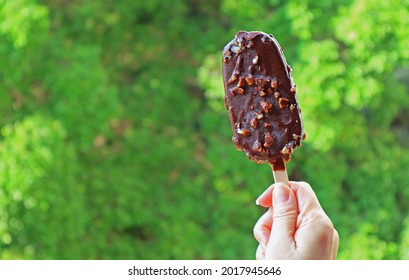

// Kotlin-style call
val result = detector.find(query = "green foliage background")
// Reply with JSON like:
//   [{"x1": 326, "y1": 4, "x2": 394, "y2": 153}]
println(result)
[{"x1": 1, "y1": 0, "x2": 409, "y2": 259}]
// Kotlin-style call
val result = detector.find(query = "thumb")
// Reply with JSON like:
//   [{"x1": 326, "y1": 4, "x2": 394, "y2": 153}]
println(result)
[{"x1": 266, "y1": 183, "x2": 298, "y2": 258}]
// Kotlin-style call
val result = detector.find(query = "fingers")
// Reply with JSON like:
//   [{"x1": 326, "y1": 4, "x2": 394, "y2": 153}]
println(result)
[
  {"x1": 255, "y1": 243, "x2": 265, "y2": 260},
  {"x1": 291, "y1": 182, "x2": 331, "y2": 230},
  {"x1": 254, "y1": 208, "x2": 273, "y2": 260},
  {"x1": 331, "y1": 229, "x2": 340, "y2": 260},
  {"x1": 253, "y1": 208, "x2": 273, "y2": 247},
  {"x1": 265, "y1": 183, "x2": 298, "y2": 259},
  {"x1": 255, "y1": 184, "x2": 274, "y2": 207},
  {"x1": 290, "y1": 182, "x2": 338, "y2": 259},
  {"x1": 255, "y1": 181, "x2": 340, "y2": 260},
  {"x1": 255, "y1": 181, "x2": 311, "y2": 208},
  {"x1": 290, "y1": 182, "x2": 324, "y2": 214}
]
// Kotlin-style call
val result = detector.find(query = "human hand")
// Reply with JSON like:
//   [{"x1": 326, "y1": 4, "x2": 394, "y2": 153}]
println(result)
[{"x1": 253, "y1": 182, "x2": 339, "y2": 259}]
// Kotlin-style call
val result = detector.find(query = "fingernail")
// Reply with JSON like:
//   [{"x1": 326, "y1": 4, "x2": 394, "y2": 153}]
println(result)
[
  {"x1": 273, "y1": 184, "x2": 290, "y2": 205},
  {"x1": 255, "y1": 198, "x2": 260, "y2": 205}
]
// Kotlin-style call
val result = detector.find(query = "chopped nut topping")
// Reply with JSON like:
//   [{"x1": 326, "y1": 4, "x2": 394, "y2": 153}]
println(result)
[
  {"x1": 271, "y1": 80, "x2": 278, "y2": 89},
  {"x1": 232, "y1": 87, "x2": 245, "y2": 95},
  {"x1": 274, "y1": 91, "x2": 281, "y2": 98},
  {"x1": 249, "y1": 105, "x2": 254, "y2": 110},
  {"x1": 302, "y1": 132, "x2": 307, "y2": 140},
  {"x1": 292, "y1": 134, "x2": 299, "y2": 140},
  {"x1": 252, "y1": 56, "x2": 259, "y2": 64},
  {"x1": 281, "y1": 145, "x2": 292, "y2": 155},
  {"x1": 264, "y1": 123, "x2": 272, "y2": 128},
  {"x1": 256, "y1": 78, "x2": 267, "y2": 89},
  {"x1": 237, "y1": 128, "x2": 251, "y2": 136},
  {"x1": 264, "y1": 133, "x2": 275, "y2": 147},
  {"x1": 279, "y1": 97, "x2": 289, "y2": 108},
  {"x1": 231, "y1": 42, "x2": 241, "y2": 53},
  {"x1": 252, "y1": 140, "x2": 263, "y2": 152},
  {"x1": 245, "y1": 76, "x2": 254, "y2": 85},
  {"x1": 267, "y1": 88, "x2": 273, "y2": 94},
  {"x1": 260, "y1": 101, "x2": 273, "y2": 113},
  {"x1": 250, "y1": 118, "x2": 258, "y2": 128},
  {"x1": 260, "y1": 90, "x2": 267, "y2": 97},
  {"x1": 237, "y1": 77, "x2": 246, "y2": 88},
  {"x1": 289, "y1": 104, "x2": 295, "y2": 111},
  {"x1": 228, "y1": 74, "x2": 238, "y2": 84},
  {"x1": 290, "y1": 86, "x2": 296, "y2": 93},
  {"x1": 256, "y1": 113, "x2": 264, "y2": 120},
  {"x1": 223, "y1": 51, "x2": 232, "y2": 63}
]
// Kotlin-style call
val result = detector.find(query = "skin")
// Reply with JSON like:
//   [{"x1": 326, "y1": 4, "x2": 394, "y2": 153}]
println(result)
[{"x1": 253, "y1": 182, "x2": 339, "y2": 259}]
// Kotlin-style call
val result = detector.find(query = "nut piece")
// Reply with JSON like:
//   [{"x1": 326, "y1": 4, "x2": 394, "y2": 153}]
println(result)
[
  {"x1": 281, "y1": 145, "x2": 292, "y2": 154},
  {"x1": 252, "y1": 56, "x2": 259, "y2": 64},
  {"x1": 283, "y1": 154, "x2": 291, "y2": 163},
  {"x1": 274, "y1": 91, "x2": 281, "y2": 98},
  {"x1": 223, "y1": 50, "x2": 232, "y2": 63},
  {"x1": 231, "y1": 41, "x2": 241, "y2": 53},
  {"x1": 264, "y1": 133, "x2": 275, "y2": 147},
  {"x1": 290, "y1": 86, "x2": 296, "y2": 93},
  {"x1": 264, "y1": 122, "x2": 272, "y2": 128},
  {"x1": 260, "y1": 90, "x2": 267, "y2": 97},
  {"x1": 250, "y1": 118, "x2": 258, "y2": 128},
  {"x1": 279, "y1": 97, "x2": 289, "y2": 108},
  {"x1": 245, "y1": 76, "x2": 254, "y2": 85},
  {"x1": 271, "y1": 79, "x2": 278, "y2": 89},
  {"x1": 255, "y1": 113, "x2": 264, "y2": 119},
  {"x1": 290, "y1": 104, "x2": 296, "y2": 111},
  {"x1": 252, "y1": 140, "x2": 263, "y2": 152},
  {"x1": 260, "y1": 101, "x2": 273, "y2": 113},
  {"x1": 237, "y1": 128, "x2": 251, "y2": 136},
  {"x1": 228, "y1": 74, "x2": 238, "y2": 84},
  {"x1": 232, "y1": 87, "x2": 245, "y2": 95},
  {"x1": 256, "y1": 78, "x2": 267, "y2": 89},
  {"x1": 237, "y1": 77, "x2": 246, "y2": 88}
]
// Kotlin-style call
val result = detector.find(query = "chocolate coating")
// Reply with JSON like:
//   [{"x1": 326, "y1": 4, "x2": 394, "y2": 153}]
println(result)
[{"x1": 222, "y1": 31, "x2": 305, "y2": 169}]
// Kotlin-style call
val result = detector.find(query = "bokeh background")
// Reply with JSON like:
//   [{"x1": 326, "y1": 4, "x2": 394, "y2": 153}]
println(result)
[{"x1": 1, "y1": 0, "x2": 409, "y2": 260}]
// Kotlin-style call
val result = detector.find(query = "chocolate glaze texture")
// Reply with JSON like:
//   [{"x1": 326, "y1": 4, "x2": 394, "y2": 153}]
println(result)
[{"x1": 222, "y1": 31, "x2": 305, "y2": 169}]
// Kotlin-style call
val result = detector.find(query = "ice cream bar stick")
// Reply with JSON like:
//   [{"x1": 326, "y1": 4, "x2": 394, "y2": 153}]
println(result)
[
  {"x1": 270, "y1": 158, "x2": 290, "y2": 185},
  {"x1": 273, "y1": 169, "x2": 289, "y2": 186}
]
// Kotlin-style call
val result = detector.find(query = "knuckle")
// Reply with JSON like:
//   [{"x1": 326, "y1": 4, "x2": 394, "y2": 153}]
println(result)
[{"x1": 313, "y1": 216, "x2": 335, "y2": 245}]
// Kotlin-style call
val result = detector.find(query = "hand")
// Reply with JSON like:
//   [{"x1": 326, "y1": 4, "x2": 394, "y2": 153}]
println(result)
[{"x1": 253, "y1": 182, "x2": 339, "y2": 259}]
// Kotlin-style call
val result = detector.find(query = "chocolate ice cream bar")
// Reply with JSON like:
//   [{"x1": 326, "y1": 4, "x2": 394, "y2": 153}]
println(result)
[{"x1": 222, "y1": 31, "x2": 305, "y2": 172}]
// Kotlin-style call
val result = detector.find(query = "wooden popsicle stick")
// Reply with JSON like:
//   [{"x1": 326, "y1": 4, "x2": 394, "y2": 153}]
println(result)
[
  {"x1": 273, "y1": 169, "x2": 290, "y2": 186},
  {"x1": 270, "y1": 158, "x2": 290, "y2": 186}
]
